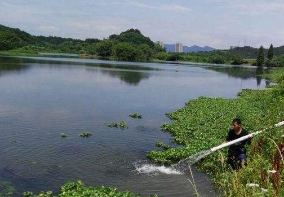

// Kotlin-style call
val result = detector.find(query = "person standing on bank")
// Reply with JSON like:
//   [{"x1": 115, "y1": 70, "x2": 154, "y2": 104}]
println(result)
[{"x1": 224, "y1": 118, "x2": 251, "y2": 170}]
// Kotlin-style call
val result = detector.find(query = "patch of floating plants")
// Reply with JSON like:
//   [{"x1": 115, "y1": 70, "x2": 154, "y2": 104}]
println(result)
[
  {"x1": 79, "y1": 132, "x2": 92, "y2": 138},
  {"x1": 106, "y1": 121, "x2": 127, "y2": 129},
  {"x1": 129, "y1": 113, "x2": 142, "y2": 119},
  {"x1": 155, "y1": 141, "x2": 170, "y2": 150},
  {"x1": 61, "y1": 133, "x2": 67, "y2": 138}
]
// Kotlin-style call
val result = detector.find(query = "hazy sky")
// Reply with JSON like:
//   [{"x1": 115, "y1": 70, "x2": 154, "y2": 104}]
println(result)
[{"x1": 1, "y1": 0, "x2": 284, "y2": 49}]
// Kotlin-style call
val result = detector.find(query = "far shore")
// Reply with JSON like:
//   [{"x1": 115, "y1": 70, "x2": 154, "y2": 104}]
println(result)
[{"x1": 0, "y1": 50, "x2": 257, "y2": 67}]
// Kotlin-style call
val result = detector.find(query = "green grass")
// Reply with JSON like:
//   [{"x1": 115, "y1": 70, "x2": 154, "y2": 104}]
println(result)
[
  {"x1": 0, "y1": 50, "x2": 39, "y2": 56},
  {"x1": 148, "y1": 68, "x2": 284, "y2": 196}
]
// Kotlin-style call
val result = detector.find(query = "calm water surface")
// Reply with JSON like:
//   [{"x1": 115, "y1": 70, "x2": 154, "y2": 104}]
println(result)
[{"x1": 0, "y1": 56, "x2": 268, "y2": 197}]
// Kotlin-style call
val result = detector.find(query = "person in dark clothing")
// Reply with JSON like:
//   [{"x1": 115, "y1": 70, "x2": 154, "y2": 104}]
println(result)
[{"x1": 224, "y1": 118, "x2": 251, "y2": 170}]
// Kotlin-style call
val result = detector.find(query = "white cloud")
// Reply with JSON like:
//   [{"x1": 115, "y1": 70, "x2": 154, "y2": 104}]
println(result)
[
  {"x1": 126, "y1": 0, "x2": 191, "y2": 12},
  {"x1": 38, "y1": 25, "x2": 58, "y2": 31},
  {"x1": 213, "y1": 0, "x2": 284, "y2": 16}
]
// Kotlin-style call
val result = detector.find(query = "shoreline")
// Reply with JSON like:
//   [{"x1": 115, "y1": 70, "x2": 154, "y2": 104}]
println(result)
[
  {"x1": 147, "y1": 67, "x2": 284, "y2": 196},
  {"x1": 0, "y1": 50, "x2": 258, "y2": 67}
]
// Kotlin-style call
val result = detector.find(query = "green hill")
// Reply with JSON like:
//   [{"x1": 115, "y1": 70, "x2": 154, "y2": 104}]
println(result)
[
  {"x1": 109, "y1": 29, "x2": 154, "y2": 47},
  {"x1": 0, "y1": 24, "x2": 39, "y2": 50},
  {"x1": 0, "y1": 24, "x2": 164, "y2": 61}
]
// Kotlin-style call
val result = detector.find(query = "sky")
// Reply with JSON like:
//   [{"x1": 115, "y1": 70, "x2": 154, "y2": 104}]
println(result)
[{"x1": 0, "y1": 0, "x2": 284, "y2": 49}]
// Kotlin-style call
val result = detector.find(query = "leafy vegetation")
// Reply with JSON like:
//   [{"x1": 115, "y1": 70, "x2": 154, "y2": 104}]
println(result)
[
  {"x1": 129, "y1": 113, "x2": 142, "y2": 119},
  {"x1": 148, "y1": 68, "x2": 284, "y2": 196},
  {"x1": 79, "y1": 132, "x2": 92, "y2": 138},
  {"x1": 23, "y1": 180, "x2": 159, "y2": 197},
  {"x1": 155, "y1": 141, "x2": 170, "y2": 150},
  {"x1": 0, "y1": 181, "x2": 15, "y2": 197},
  {"x1": 106, "y1": 121, "x2": 128, "y2": 129},
  {"x1": 61, "y1": 133, "x2": 67, "y2": 138},
  {"x1": 231, "y1": 55, "x2": 245, "y2": 65}
]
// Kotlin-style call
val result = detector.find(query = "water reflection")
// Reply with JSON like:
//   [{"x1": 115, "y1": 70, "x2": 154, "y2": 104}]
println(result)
[
  {"x1": 85, "y1": 67, "x2": 150, "y2": 86},
  {"x1": 0, "y1": 62, "x2": 30, "y2": 78},
  {"x1": 206, "y1": 66, "x2": 269, "y2": 86}
]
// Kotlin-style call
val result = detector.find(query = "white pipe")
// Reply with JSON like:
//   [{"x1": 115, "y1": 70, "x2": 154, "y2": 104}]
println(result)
[{"x1": 210, "y1": 121, "x2": 284, "y2": 153}]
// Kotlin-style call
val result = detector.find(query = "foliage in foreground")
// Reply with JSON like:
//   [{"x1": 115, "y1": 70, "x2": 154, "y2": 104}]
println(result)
[
  {"x1": 23, "y1": 181, "x2": 159, "y2": 197},
  {"x1": 148, "y1": 68, "x2": 284, "y2": 196},
  {"x1": 0, "y1": 181, "x2": 15, "y2": 197}
]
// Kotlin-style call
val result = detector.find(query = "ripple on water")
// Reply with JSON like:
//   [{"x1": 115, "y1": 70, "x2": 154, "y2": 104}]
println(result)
[{"x1": 134, "y1": 161, "x2": 183, "y2": 176}]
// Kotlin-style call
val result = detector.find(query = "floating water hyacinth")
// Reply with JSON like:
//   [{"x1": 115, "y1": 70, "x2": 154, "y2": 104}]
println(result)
[
  {"x1": 106, "y1": 121, "x2": 127, "y2": 129},
  {"x1": 129, "y1": 113, "x2": 142, "y2": 119},
  {"x1": 79, "y1": 132, "x2": 92, "y2": 138},
  {"x1": 246, "y1": 183, "x2": 259, "y2": 188},
  {"x1": 61, "y1": 133, "x2": 67, "y2": 138}
]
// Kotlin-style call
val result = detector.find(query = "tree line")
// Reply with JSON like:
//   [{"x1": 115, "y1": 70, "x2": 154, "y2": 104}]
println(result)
[
  {"x1": 0, "y1": 24, "x2": 164, "y2": 61},
  {"x1": 0, "y1": 24, "x2": 284, "y2": 66}
]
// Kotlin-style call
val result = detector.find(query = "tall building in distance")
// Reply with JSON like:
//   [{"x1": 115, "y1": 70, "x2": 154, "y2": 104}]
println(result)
[
  {"x1": 156, "y1": 41, "x2": 165, "y2": 49},
  {"x1": 175, "y1": 42, "x2": 183, "y2": 53}
]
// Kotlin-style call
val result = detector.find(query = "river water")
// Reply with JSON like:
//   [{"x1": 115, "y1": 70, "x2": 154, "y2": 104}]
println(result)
[{"x1": 0, "y1": 56, "x2": 267, "y2": 197}]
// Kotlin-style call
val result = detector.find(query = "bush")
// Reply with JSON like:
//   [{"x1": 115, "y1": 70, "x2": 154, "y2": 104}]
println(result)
[
  {"x1": 265, "y1": 60, "x2": 278, "y2": 67},
  {"x1": 166, "y1": 53, "x2": 181, "y2": 61},
  {"x1": 154, "y1": 52, "x2": 168, "y2": 60},
  {"x1": 231, "y1": 55, "x2": 244, "y2": 65},
  {"x1": 209, "y1": 55, "x2": 225, "y2": 64}
]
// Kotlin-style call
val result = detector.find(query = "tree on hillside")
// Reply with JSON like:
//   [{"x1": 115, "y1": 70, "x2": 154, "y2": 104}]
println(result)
[
  {"x1": 109, "y1": 29, "x2": 154, "y2": 47},
  {"x1": 256, "y1": 46, "x2": 265, "y2": 66},
  {"x1": 268, "y1": 44, "x2": 274, "y2": 60},
  {"x1": 113, "y1": 42, "x2": 138, "y2": 61},
  {"x1": 137, "y1": 44, "x2": 153, "y2": 61},
  {"x1": 95, "y1": 40, "x2": 115, "y2": 57}
]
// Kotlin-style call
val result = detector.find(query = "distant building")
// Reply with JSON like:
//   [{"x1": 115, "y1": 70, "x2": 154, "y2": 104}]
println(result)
[
  {"x1": 175, "y1": 42, "x2": 183, "y2": 53},
  {"x1": 156, "y1": 41, "x2": 165, "y2": 49}
]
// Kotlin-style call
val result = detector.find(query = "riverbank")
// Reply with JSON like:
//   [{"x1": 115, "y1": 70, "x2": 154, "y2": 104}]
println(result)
[
  {"x1": 0, "y1": 50, "x2": 252, "y2": 67},
  {"x1": 148, "y1": 68, "x2": 284, "y2": 196}
]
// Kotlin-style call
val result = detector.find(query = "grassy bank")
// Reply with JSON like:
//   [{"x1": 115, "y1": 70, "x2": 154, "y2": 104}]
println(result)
[
  {"x1": 148, "y1": 68, "x2": 284, "y2": 196},
  {"x1": 0, "y1": 50, "x2": 39, "y2": 56}
]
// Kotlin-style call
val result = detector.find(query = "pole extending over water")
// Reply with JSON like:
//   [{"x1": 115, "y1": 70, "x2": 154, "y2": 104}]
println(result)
[
  {"x1": 210, "y1": 121, "x2": 284, "y2": 152},
  {"x1": 173, "y1": 121, "x2": 284, "y2": 169}
]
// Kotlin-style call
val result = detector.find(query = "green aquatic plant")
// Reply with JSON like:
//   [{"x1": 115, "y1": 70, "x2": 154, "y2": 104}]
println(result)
[
  {"x1": 79, "y1": 132, "x2": 92, "y2": 138},
  {"x1": 161, "y1": 123, "x2": 171, "y2": 131},
  {"x1": 129, "y1": 113, "x2": 142, "y2": 119},
  {"x1": 23, "y1": 181, "x2": 159, "y2": 197},
  {"x1": 0, "y1": 181, "x2": 15, "y2": 197},
  {"x1": 106, "y1": 123, "x2": 119, "y2": 128},
  {"x1": 61, "y1": 133, "x2": 67, "y2": 138},
  {"x1": 119, "y1": 121, "x2": 127, "y2": 128},
  {"x1": 155, "y1": 141, "x2": 170, "y2": 150},
  {"x1": 106, "y1": 121, "x2": 128, "y2": 129}
]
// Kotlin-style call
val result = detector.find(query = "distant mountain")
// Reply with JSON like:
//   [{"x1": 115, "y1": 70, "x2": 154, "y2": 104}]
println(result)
[{"x1": 164, "y1": 44, "x2": 215, "y2": 53}]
